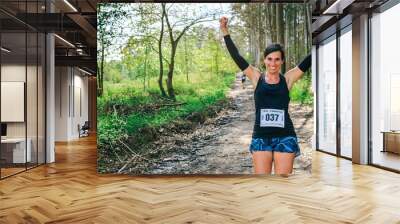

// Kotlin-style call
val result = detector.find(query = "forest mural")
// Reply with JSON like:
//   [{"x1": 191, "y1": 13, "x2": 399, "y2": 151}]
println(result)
[{"x1": 97, "y1": 3, "x2": 312, "y2": 174}]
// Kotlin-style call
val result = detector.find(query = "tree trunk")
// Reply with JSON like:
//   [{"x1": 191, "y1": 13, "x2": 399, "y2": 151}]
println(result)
[
  {"x1": 272, "y1": 5, "x2": 277, "y2": 43},
  {"x1": 296, "y1": 9, "x2": 300, "y2": 62},
  {"x1": 286, "y1": 6, "x2": 291, "y2": 68},
  {"x1": 304, "y1": 4, "x2": 311, "y2": 53},
  {"x1": 148, "y1": 69, "x2": 150, "y2": 89},
  {"x1": 269, "y1": 5, "x2": 273, "y2": 43},
  {"x1": 255, "y1": 5, "x2": 261, "y2": 67},
  {"x1": 98, "y1": 36, "x2": 105, "y2": 97},
  {"x1": 276, "y1": 4, "x2": 285, "y2": 73},
  {"x1": 144, "y1": 45, "x2": 148, "y2": 91},
  {"x1": 215, "y1": 37, "x2": 219, "y2": 77},
  {"x1": 158, "y1": 4, "x2": 167, "y2": 97},
  {"x1": 184, "y1": 35, "x2": 189, "y2": 82},
  {"x1": 258, "y1": 5, "x2": 263, "y2": 65},
  {"x1": 166, "y1": 42, "x2": 177, "y2": 100},
  {"x1": 265, "y1": 4, "x2": 270, "y2": 46}
]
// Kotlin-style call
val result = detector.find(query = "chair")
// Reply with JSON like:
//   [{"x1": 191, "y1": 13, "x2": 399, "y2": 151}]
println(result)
[{"x1": 79, "y1": 121, "x2": 90, "y2": 138}]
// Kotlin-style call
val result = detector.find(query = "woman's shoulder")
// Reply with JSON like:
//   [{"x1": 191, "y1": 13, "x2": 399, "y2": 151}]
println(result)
[{"x1": 280, "y1": 73, "x2": 288, "y2": 83}]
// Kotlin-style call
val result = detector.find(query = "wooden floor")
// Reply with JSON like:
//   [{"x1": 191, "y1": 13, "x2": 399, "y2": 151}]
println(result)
[
  {"x1": 372, "y1": 150, "x2": 400, "y2": 171},
  {"x1": 1, "y1": 135, "x2": 400, "y2": 223},
  {"x1": 0, "y1": 167, "x2": 26, "y2": 177}
]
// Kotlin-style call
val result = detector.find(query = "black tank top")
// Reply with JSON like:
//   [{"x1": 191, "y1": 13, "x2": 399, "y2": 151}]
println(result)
[{"x1": 252, "y1": 74, "x2": 296, "y2": 138}]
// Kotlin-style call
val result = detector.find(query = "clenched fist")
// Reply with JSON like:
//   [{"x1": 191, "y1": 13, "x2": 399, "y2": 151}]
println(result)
[{"x1": 219, "y1": 16, "x2": 229, "y2": 36}]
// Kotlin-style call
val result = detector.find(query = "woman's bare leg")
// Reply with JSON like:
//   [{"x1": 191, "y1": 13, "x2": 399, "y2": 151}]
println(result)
[
  {"x1": 252, "y1": 151, "x2": 273, "y2": 174},
  {"x1": 273, "y1": 152, "x2": 295, "y2": 175}
]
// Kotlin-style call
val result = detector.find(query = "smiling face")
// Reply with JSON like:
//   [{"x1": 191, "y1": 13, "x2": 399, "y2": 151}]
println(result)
[{"x1": 264, "y1": 51, "x2": 284, "y2": 74}]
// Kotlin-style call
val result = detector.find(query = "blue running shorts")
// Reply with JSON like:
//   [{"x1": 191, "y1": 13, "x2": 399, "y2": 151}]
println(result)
[{"x1": 249, "y1": 136, "x2": 300, "y2": 157}]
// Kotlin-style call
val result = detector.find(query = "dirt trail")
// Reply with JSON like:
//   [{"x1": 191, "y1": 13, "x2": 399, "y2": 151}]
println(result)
[{"x1": 145, "y1": 73, "x2": 313, "y2": 174}]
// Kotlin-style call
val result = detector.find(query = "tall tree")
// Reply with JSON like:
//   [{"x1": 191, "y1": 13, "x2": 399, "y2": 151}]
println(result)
[
  {"x1": 183, "y1": 34, "x2": 189, "y2": 82},
  {"x1": 97, "y1": 3, "x2": 127, "y2": 96},
  {"x1": 162, "y1": 3, "x2": 219, "y2": 100},
  {"x1": 276, "y1": 4, "x2": 285, "y2": 72},
  {"x1": 158, "y1": 4, "x2": 167, "y2": 97},
  {"x1": 124, "y1": 3, "x2": 168, "y2": 96}
]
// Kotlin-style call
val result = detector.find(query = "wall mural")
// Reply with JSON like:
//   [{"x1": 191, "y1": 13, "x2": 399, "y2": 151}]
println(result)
[{"x1": 97, "y1": 3, "x2": 313, "y2": 175}]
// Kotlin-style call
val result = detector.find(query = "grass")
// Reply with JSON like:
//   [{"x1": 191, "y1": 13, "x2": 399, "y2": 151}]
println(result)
[
  {"x1": 289, "y1": 74, "x2": 313, "y2": 105},
  {"x1": 97, "y1": 71, "x2": 235, "y2": 150}
]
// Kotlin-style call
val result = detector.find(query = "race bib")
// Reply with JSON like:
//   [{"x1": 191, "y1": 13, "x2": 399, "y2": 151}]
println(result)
[{"x1": 260, "y1": 109, "x2": 285, "y2": 128}]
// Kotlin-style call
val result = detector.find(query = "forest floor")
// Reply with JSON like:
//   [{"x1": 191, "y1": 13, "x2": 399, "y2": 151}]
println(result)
[{"x1": 127, "y1": 73, "x2": 314, "y2": 175}]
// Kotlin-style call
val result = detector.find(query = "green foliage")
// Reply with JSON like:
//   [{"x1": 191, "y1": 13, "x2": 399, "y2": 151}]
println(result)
[
  {"x1": 98, "y1": 69, "x2": 236, "y2": 152},
  {"x1": 97, "y1": 113, "x2": 128, "y2": 146},
  {"x1": 289, "y1": 72, "x2": 313, "y2": 105}
]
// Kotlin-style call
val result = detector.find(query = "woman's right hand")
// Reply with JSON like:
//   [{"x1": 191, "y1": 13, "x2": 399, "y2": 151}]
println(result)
[{"x1": 219, "y1": 16, "x2": 229, "y2": 35}]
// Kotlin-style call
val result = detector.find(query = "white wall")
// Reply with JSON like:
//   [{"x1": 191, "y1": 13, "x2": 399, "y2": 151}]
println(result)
[
  {"x1": 1, "y1": 65, "x2": 27, "y2": 138},
  {"x1": 1, "y1": 63, "x2": 46, "y2": 164},
  {"x1": 55, "y1": 67, "x2": 89, "y2": 141},
  {"x1": 55, "y1": 66, "x2": 69, "y2": 141},
  {"x1": 1, "y1": 65, "x2": 26, "y2": 81}
]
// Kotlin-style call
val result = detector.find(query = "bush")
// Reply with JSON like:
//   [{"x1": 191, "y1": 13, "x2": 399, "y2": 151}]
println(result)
[
  {"x1": 289, "y1": 75, "x2": 313, "y2": 105},
  {"x1": 97, "y1": 71, "x2": 236, "y2": 150}
]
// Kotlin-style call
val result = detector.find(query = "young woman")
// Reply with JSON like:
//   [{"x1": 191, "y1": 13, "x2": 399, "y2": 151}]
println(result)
[{"x1": 220, "y1": 16, "x2": 311, "y2": 175}]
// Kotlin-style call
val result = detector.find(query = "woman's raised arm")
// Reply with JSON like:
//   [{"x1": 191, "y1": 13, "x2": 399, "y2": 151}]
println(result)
[
  {"x1": 220, "y1": 16, "x2": 260, "y2": 87},
  {"x1": 284, "y1": 54, "x2": 311, "y2": 91}
]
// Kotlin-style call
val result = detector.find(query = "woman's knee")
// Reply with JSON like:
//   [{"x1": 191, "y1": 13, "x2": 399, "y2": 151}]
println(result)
[
  {"x1": 252, "y1": 151, "x2": 273, "y2": 174},
  {"x1": 273, "y1": 152, "x2": 295, "y2": 174}
]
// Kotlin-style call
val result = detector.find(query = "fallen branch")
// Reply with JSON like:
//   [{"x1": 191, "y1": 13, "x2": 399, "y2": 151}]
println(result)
[
  {"x1": 118, "y1": 154, "x2": 138, "y2": 174},
  {"x1": 118, "y1": 139, "x2": 149, "y2": 162},
  {"x1": 147, "y1": 102, "x2": 186, "y2": 110},
  {"x1": 158, "y1": 102, "x2": 186, "y2": 107},
  {"x1": 113, "y1": 151, "x2": 124, "y2": 163}
]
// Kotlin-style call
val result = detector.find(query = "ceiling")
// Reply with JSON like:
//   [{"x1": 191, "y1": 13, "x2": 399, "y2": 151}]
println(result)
[
  {"x1": 0, "y1": 0, "x2": 99, "y2": 75},
  {"x1": 311, "y1": 0, "x2": 390, "y2": 43}
]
